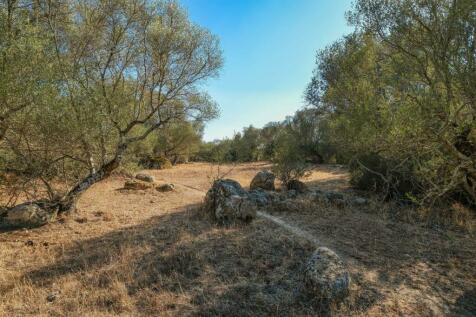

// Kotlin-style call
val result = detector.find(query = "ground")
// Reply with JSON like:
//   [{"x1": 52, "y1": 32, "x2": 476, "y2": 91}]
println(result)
[{"x1": 0, "y1": 162, "x2": 475, "y2": 316}]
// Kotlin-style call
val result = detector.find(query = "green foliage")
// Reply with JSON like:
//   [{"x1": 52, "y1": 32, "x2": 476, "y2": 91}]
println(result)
[
  {"x1": 139, "y1": 155, "x2": 172, "y2": 170},
  {"x1": 349, "y1": 153, "x2": 418, "y2": 200},
  {"x1": 196, "y1": 111, "x2": 333, "y2": 165},
  {"x1": 155, "y1": 120, "x2": 204, "y2": 164},
  {"x1": 0, "y1": 0, "x2": 222, "y2": 205},
  {"x1": 271, "y1": 129, "x2": 310, "y2": 184},
  {"x1": 305, "y1": 0, "x2": 476, "y2": 206}
]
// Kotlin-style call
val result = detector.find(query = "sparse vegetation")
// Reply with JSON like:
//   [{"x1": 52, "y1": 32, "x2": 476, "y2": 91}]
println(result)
[
  {"x1": 1, "y1": 0, "x2": 475, "y2": 316},
  {"x1": 0, "y1": 0, "x2": 222, "y2": 211}
]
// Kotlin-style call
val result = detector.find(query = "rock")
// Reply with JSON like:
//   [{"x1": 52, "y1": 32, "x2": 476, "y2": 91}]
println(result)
[
  {"x1": 248, "y1": 188, "x2": 279, "y2": 207},
  {"x1": 156, "y1": 183, "x2": 175, "y2": 192},
  {"x1": 135, "y1": 173, "x2": 155, "y2": 183},
  {"x1": 310, "y1": 190, "x2": 347, "y2": 206},
  {"x1": 0, "y1": 203, "x2": 57, "y2": 228},
  {"x1": 286, "y1": 180, "x2": 308, "y2": 193},
  {"x1": 250, "y1": 171, "x2": 276, "y2": 191},
  {"x1": 304, "y1": 247, "x2": 350, "y2": 301},
  {"x1": 273, "y1": 199, "x2": 302, "y2": 212},
  {"x1": 74, "y1": 217, "x2": 88, "y2": 224},
  {"x1": 123, "y1": 180, "x2": 153, "y2": 190},
  {"x1": 353, "y1": 197, "x2": 368, "y2": 206},
  {"x1": 204, "y1": 179, "x2": 256, "y2": 223},
  {"x1": 248, "y1": 189, "x2": 269, "y2": 207},
  {"x1": 46, "y1": 292, "x2": 59, "y2": 302},
  {"x1": 325, "y1": 191, "x2": 344, "y2": 201}
]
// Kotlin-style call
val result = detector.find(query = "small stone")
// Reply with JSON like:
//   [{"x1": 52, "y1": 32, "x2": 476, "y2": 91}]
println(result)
[
  {"x1": 124, "y1": 180, "x2": 153, "y2": 190},
  {"x1": 156, "y1": 183, "x2": 175, "y2": 192},
  {"x1": 74, "y1": 217, "x2": 88, "y2": 224},
  {"x1": 46, "y1": 292, "x2": 58, "y2": 302},
  {"x1": 135, "y1": 173, "x2": 155, "y2": 183},
  {"x1": 354, "y1": 197, "x2": 368, "y2": 205}
]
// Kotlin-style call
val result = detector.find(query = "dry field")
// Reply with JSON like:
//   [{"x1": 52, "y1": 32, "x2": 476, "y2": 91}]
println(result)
[{"x1": 0, "y1": 162, "x2": 475, "y2": 316}]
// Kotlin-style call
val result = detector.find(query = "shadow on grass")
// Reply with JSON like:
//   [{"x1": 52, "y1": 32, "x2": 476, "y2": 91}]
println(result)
[
  {"x1": 449, "y1": 287, "x2": 476, "y2": 316},
  {"x1": 2, "y1": 203, "x2": 384, "y2": 316},
  {"x1": 274, "y1": 201, "x2": 476, "y2": 315}
]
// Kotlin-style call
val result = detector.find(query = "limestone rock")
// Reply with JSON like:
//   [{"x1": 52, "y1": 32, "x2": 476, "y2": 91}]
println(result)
[
  {"x1": 353, "y1": 197, "x2": 368, "y2": 206},
  {"x1": 156, "y1": 183, "x2": 175, "y2": 192},
  {"x1": 0, "y1": 203, "x2": 57, "y2": 228},
  {"x1": 250, "y1": 170, "x2": 276, "y2": 191},
  {"x1": 204, "y1": 179, "x2": 256, "y2": 223},
  {"x1": 135, "y1": 173, "x2": 155, "y2": 183},
  {"x1": 124, "y1": 180, "x2": 153, "y2": 190},
  {"x1": 304, "y1": 247, "x2": 350, "y2": 301}
]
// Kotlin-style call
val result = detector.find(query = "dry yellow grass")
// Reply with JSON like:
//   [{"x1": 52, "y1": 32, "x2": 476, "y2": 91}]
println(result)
[{"x1": 0, "y1": 162, "x2": 475, "y2": 316}]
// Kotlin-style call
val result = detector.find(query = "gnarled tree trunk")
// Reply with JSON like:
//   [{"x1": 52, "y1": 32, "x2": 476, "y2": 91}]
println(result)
[{"x1": 58, "y1": 143, "x2": 127, "y2": 212}]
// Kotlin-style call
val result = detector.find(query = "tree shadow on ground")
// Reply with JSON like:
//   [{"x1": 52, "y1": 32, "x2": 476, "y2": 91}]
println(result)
[
  {"x1": 448, "y1": 287, "x2": 476, "y2": 316},
  {"x1": 3, "y1": 204, "x2": 384, "y2": 316},
  {"x1": 272, "y1": 203, "x2": 476, "y2": 315}
]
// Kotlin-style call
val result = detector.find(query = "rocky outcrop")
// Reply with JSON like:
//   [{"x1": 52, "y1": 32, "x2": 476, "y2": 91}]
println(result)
[
  {"x1": 250, "y1": 171, "x2": 276, "y2": 191},
  {"x1": 135, "y1": 173, "x2": 155, "y2": 183},
  {"x1": 0, "y1": 202, "x2": 58, "y2": 228},
  {"x1": 304, "y1": 247, "x2": 350, "y2": 301},
  {"x1": 204, "y1": 179, "x2": 256, "y2": 224}
]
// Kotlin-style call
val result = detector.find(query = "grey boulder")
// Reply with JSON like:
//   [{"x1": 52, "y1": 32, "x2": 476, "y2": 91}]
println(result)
[
  {"x1": 135, "y1": 173, "x2": 155, "y2": 183},
  {"x1": 0, "y1": 203, "x2": 57, "y2": 228},
  {"x1": 204, "y1": 179, "x2": 256, "y2": 224},
  {"x1": 156, "y1": 183, "x2": 175, "y2": 192},
  {"x1": 304, "y1": 247, "x2": 350, "y2": 301},
  {"x1": 250, "y1": 170, "x2": 276, "y2": 191}
]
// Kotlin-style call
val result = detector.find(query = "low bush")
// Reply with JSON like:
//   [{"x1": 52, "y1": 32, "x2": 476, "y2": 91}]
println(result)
[
  {"x1": 349, "y1": 153, "x2": 418, "y2": 201},
  {"x1": 272, "y1": 131, "x2": 311, "y2": 184}
]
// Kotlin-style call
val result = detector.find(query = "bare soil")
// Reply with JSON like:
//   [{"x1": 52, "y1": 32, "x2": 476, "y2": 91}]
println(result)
[{"x1": 0, "y1": 162, "x2": 475, "y2": 316}]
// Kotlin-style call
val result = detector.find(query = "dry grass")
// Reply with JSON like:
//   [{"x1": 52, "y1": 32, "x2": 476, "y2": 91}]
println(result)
[{"x1": 1, "y1": 162, "x2": 475, "y2": 316}]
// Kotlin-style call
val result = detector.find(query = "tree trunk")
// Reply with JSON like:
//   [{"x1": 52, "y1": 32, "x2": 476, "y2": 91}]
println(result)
[{"x1": 58, "y1": 143, "x2": 127, "y2": 212}]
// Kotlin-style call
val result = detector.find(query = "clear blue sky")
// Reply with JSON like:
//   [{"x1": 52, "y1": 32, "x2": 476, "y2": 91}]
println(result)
[{"x1": 181, "y1": 0, "x2": 354, "y2": 141}]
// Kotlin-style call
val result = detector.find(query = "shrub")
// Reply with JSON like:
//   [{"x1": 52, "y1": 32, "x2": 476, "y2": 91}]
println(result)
[
  {"x1": 349, "y1": 153, "x2": 418, "y2": 201},
  {"x1": 138, "y1": 156, "x2": 172, "y2": 170},
  {"x1": 272, "y1": 130, "x2": 310, "y2": 184}
]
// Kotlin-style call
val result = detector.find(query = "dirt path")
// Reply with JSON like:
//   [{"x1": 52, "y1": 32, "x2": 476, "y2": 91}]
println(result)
[{"x1": 257, "y1": 211, "x2": 321, "y2": 245}]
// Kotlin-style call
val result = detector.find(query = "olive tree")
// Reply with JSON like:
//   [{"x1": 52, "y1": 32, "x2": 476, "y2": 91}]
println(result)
[
  {"x1": 1, "y1": 0, "x2": 222, "y2": 212},
  {"x1": 306, "y1": 0, "x2": 475, "y2": 204}
]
